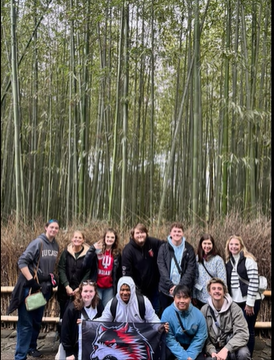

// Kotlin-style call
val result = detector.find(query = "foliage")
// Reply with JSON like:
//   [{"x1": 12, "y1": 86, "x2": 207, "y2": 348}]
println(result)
[
  {"x1": 1, "y1": 213, "x2": 271, "y2": 287},
  {"x1": 1, "y1": 214, "x2": 271, "y2": 324},
  {"x1": 1, "y1": 0, "x2": 271, "y2": 226}
]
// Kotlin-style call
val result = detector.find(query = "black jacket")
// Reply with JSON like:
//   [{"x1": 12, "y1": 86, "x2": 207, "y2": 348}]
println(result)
[
  {"x1": 57, "y1": 243, "x2": 90, "y2": 304},
  {"x1": 61, "y1": 299, "x2": 104, "y2": 358},
  {"x1": 121, "y1": 237, "x2": 164, "y2": 299},
  {"x1": 226, "y1": 252, "x2": 249, "y2": 297},
  {"x1": 82, "y1": 245, "x2": 122, "y2": 294},
  {"x1": 157, "y1": 240, "x2": 196, "y2": 295}
]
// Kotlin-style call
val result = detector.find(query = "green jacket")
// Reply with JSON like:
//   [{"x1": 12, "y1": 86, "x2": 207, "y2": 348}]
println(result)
[{"x1": 201, "y1": 295, "x2": 249, "y2": 356}]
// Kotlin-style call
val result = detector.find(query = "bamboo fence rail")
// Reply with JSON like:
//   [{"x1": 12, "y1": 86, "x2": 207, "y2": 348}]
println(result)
[{"x1": 1, "y1": 287, "x2": 271, "y2": 329}]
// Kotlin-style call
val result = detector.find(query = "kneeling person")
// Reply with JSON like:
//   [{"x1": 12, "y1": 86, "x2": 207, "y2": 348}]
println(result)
[
  {"x1": 161, "y1": 285, "x2": 207, "y2": 360},
  {"x1": 95, "y1": 276, "x2": 168, "y2": 331},
  {"x1": 201, "y1": 277, "x2": 250, "y2": 360}
]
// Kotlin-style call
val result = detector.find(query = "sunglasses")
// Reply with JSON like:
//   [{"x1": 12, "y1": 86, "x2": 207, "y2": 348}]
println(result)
[{"x1": 82, "y1": 281, "x2": 96, "y2": 286}]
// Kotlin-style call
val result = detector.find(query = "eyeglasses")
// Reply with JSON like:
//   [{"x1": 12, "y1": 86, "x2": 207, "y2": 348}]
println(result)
[
  {"x1": 82, "y1": 281, "x2": 96, "y2": 286},
  {"x1": 48, "y1": 219, "x2": 59, "y2": 224}
]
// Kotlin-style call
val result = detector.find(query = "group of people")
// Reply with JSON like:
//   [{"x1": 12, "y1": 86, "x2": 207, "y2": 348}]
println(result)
[{"x1": 8, "y1": 219, "x2": 263, "y2": 360}]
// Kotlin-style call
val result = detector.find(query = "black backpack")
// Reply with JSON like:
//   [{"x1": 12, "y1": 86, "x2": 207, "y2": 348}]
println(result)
[{"x1": 110, "y1": 293, "x2": 146, "y2": 321}]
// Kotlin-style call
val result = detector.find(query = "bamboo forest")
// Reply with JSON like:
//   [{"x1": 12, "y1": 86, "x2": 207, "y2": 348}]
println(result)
[{"x1": 1, "y1": 0, "x2": 271, "y2": 228}]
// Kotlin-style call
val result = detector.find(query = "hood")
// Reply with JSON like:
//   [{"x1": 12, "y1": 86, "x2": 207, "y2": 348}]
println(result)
[
  {"x1": 67, "y1": 242, "x2": 90, "y2": 258},
  {"x1": 207, "y1": 293, "x2": 233, "y2": 315},
  {"x1": 116, "y1": 276, "x2": 136, "y2": 305},
  {"x1": 171, "y1": 300, "x2": 193, "y2": 316},
  {"x1": 39, "y1": 233, "x2": 53, "y2": 245},
  {"x1": 129, "y1": 238, "x2": 147, "y2": 250},
  {"x1": 168, "y1": 235, "x2": 186, "y2": 249}
]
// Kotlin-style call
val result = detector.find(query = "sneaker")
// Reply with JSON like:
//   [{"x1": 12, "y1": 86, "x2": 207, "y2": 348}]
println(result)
[{"x1": 28, "y1": 349, "x2": 43, "y2": 358}]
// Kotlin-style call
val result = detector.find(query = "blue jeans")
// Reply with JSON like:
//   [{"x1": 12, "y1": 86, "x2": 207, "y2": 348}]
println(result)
[
  {"x1": 148, "y1": 288, "x2": 161, "y2": 316},
  {"x1": 97, "y1": 287, "x2": 114, "y2": 307},
  {"x1": 15, "y1": 288, "x2": 51, "y2": 360}
]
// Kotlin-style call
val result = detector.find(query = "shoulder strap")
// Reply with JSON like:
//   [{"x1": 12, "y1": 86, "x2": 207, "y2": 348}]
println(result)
[
  {"x1": 208, "y1": 306, "x2": 226, "y2": 334},
  {"x1": 208, "y1": 305, "x2": 217, "y2": 322},
  {"x1": 201, "y1": 259, "x2": 214, "y2": 278},
  {"x1": 34, "y1": 242, "x2": 43, "y2": 283},
  {"x1": 230, "y1": 259, "x2": 249, "y2": 285},
  {"x1": 110, "y1": 294, "x2": 145, "y2": 321},
  {"x1": 173, "y1": 256, "x2": 182, "y2": 275},
  {"x1": 81, "y1": 308, "x2": 91, "y2": 321},
  {"x1": 175, "y1": 311, "x2": 192, "y2": 338},
  {"x1": 110, "y1": 296, "x2": 118, "y2": 321},
  {"x1": 136, "y1": 292, "x2": 145, "y2": 321}
]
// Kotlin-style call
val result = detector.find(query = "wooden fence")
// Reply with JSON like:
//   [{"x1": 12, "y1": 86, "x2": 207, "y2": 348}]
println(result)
[{"x1": 1, "y1": 287, "x2": 272, "y2": 329}]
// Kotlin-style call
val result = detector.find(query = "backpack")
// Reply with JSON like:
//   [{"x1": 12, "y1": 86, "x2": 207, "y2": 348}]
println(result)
[{"x1": 110, "y1": 293, "x2": 146, "y2": 321}]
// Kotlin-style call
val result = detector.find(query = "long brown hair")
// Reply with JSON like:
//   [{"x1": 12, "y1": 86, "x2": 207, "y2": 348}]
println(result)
[
  {"x1": 196, "y1": 233, "x2": 219, "y2": 262},
  {"x1": 73, "y1": 280, "x2": 100, "y2": 310},
  {"x1": 100, "y1": 228, "x2": 121, "y2": 257}
]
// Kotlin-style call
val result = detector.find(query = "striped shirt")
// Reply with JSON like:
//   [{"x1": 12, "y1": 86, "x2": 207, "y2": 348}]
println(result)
[{"x1": 230, "y1": 253, "x2": 260, "y2": 306}]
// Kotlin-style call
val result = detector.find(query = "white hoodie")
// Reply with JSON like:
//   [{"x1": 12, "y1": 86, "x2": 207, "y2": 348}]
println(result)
[{"x1": 95, "y1": 276, "x2": 160, "y2": 323}]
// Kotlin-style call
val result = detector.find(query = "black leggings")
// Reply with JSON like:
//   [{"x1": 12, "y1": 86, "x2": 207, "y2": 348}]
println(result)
[{"x1": 237, "y1": 299, "x2": 261, "y2": 357}]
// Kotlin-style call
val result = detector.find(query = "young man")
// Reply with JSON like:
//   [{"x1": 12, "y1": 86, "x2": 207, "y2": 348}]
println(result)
[
  {"x1": 121, "y1": 223, "x2": 164, "y2": 313},
  {"x1": 161, "y1": 284, "x2": 208, "y2": 360},
  {"x1": 95, "y1": 276, "x2": 167, "y2": 326},
  {"x1": 157, "y1": 222, "x2": 196, "y2": 312},
  {"x1": 201, "y1": 277, "x2": 250, "y2": 360}
]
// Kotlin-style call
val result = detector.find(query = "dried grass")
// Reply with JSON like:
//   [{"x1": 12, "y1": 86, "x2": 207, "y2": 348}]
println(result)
[{"x1": 1, "y1": 213, "x2": 271, "y2": 325}]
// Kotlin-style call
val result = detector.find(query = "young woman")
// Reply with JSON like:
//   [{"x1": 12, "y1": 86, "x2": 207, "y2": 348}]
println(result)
[
  {"x1": 193, "y1": 233, "x2": 227, "y2": 309},
  {"x1": 57, "y1": 230, "x2": 90, "y2": 319},
  {"x1": 225, "y1": 235, "x2": 262, "y2": 358},
  {"x1": 60, "y1": 280, "x2": 103, "y2": 360},
  {"x1": 83, "y1": 228, "x2": 122, "y2": 307},
  {"x1": 7, "y1": 219, "x2": 60, "y2": 360}
]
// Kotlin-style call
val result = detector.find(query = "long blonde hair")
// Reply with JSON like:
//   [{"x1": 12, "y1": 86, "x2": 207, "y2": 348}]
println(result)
[{"x1": 225, "y1": 235, "x2": 256, "y2": 262}]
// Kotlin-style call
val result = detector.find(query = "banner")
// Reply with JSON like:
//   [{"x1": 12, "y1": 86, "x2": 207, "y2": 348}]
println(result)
[{"x1": 79, "y1": 320, "x2": 166, "y2": 360}]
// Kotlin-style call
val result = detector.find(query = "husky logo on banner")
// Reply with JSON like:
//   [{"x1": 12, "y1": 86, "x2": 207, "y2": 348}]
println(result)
[
  {"x1": 90, "y1": 323, "x2": 153, "y2": 360},
  {"x1": 80, "y1": 320, "x2": 166, "y2": 360}
]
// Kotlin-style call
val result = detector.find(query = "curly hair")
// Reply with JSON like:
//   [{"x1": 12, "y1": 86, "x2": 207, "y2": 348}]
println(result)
[
  {"x1": 225, "y1": 235, "x2": 256, "y2": 262},
  {"x1": 196, "y1": 233, "x2": 220, "y2": 262},
  {"x1": 73, "y1": 280, "x2": 100, "y2": 310}
]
